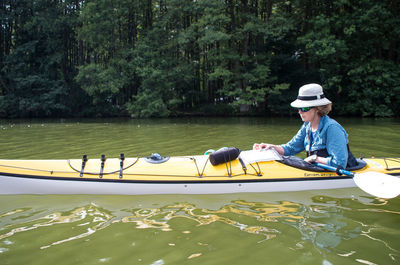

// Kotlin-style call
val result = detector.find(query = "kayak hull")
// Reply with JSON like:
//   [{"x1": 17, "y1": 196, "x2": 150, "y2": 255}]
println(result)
[{"x1": 0, "y1": 174, "x2": 355, "y2": 195}]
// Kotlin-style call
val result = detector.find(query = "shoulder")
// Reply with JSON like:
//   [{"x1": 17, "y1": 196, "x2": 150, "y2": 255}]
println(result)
[
  {"x1": 321, "y1": 116, "x2": 347, "y2": 136},
  {"x1": 321, "y1": 115, "x2": 343, "y2": 129}
]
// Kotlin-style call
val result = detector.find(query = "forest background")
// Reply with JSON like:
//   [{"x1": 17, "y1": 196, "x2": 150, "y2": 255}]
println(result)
[{"x1": 0, "y1": 0, "x2": 399, "y2": 118}]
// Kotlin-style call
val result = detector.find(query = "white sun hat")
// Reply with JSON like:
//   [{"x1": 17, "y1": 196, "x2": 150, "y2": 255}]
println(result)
[{"x1": 290, "y1": 83, "x2": 332, "y2": 108}]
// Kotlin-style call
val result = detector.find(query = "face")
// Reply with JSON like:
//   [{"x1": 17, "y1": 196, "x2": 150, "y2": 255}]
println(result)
[{"x1": 298, "y1": 107, "x2": 317, "y2": 122}]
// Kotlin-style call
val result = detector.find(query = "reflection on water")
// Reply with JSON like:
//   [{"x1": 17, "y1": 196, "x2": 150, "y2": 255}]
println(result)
[
  {"x1": 1, "y1": 200, "x2": 297, "y2": 249},
  {"x1": 0, "y1": 203, "x2": 114, "y2": 250},
  {"x1": 0, "y1": 195, "x2": 399, "y2": 264},
  {"x1": 117, "y1": 200, "x2": 302, "y2": 240}
]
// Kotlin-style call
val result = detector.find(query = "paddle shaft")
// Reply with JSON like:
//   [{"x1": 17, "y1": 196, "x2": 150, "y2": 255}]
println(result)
[{"x1": 314, "y1": 163, "x2": 354, "y2": 177}]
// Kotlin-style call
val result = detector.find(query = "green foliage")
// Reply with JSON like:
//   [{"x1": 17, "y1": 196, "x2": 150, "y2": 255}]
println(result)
[
  {"x1": 0, "y1": 0, "x2": 72, "y2": 117},
  {"x1": 126, "y1": 90, "x2": 170, "y2": 118},
  {"x1": 342, "y1": 60, "x2": 399, "y2": 117},
  {"x1": 1, "y1": 0, "x2": 399, "y2": 118},
  {"x1": 76, "y1": 63, "x2": 127, "y2": 102}
]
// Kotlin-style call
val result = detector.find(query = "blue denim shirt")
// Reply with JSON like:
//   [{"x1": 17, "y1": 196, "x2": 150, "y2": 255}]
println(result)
[{"x1": 281, "y1": 115, "x2": 349, "y2": 168}]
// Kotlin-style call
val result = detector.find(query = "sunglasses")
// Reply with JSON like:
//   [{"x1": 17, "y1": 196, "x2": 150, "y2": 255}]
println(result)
[{"x1": 298, "y1": 107, "x2": 312, "y2": 112}]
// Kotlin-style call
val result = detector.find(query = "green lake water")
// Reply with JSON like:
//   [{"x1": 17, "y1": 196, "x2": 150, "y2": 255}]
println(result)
[{"x1": 0, "y1": 117, "x2": 399, "y2": 265}]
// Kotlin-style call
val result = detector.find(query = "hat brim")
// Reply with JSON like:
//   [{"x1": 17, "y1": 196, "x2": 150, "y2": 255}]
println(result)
[{"x1": 290, "y1": 98, "x2": 332, "y2": 108}]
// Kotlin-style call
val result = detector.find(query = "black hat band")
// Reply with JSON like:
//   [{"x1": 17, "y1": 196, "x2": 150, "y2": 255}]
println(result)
[{"x1": 297, "y1": 94, "x2": 325, "y2": 101}]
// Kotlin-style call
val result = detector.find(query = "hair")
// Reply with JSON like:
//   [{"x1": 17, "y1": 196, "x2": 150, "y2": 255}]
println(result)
[{"x1": 315, "y1": 103, "x2": 332, "y2": 116}]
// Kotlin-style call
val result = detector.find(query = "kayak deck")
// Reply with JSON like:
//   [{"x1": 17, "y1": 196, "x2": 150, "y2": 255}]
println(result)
[{"x1": 0, "y1": 155, "x2": 399, "y2": 181}]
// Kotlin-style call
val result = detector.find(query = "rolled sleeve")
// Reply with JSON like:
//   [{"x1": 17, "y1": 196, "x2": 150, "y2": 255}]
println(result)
[{"x1": 281, "y1": 125, "x2": 307, "y2": 156}]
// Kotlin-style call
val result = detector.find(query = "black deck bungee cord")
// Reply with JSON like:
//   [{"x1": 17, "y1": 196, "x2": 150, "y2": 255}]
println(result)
[
  {"x1": 68, "y1": 157, "x2": 140, "y2": 176},
  {"x1": 382, "y1": 158, "x2": 400, "y2": 171},
  {"x1": 0, "y1": 154, "x2": 264, "y2": 179},
  {"x1": 247, "y1": 162, "x2": 262, "y2": 176},
  {"x1": 69, "y1": 154, "x2": 262, "y2": 178}
]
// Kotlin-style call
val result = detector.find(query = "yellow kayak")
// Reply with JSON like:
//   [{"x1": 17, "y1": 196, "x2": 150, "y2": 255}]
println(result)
[{"x1": 0, "y1": 149, "x2": 399, "y2": 195}]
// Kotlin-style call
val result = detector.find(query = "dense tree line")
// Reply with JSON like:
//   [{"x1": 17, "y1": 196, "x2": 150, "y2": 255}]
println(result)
[{"x1": 0, "y1": 0, "x2": 399, "y2": 118}]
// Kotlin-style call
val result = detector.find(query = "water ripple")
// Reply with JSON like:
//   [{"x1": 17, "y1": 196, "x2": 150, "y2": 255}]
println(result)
[{"x1": 0, "y1": 194, "x2": 399, "y2": 264}]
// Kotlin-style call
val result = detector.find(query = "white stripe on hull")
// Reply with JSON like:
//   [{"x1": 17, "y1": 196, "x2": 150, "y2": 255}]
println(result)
[{"x1": 0, "y1": 175, "x2": 356, "y2": 195}]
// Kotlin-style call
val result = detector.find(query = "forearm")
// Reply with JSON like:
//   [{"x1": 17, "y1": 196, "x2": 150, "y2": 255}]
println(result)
[
  {"x1": 304, "y1": 154, "x2": 328, "y2": 165},
  {"x1": 272, "y1": 145, "x2": 285, "y2": 155}
]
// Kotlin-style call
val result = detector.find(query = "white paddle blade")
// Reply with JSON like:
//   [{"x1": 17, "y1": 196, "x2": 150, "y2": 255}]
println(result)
[{"x1": 353, "y1": 172, "x2": 400, "y2": 199}]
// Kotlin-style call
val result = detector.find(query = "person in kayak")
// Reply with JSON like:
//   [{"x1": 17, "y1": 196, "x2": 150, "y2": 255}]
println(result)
[{"x1": 253, "y1": 83, "x2": 357, "y2": 169}]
